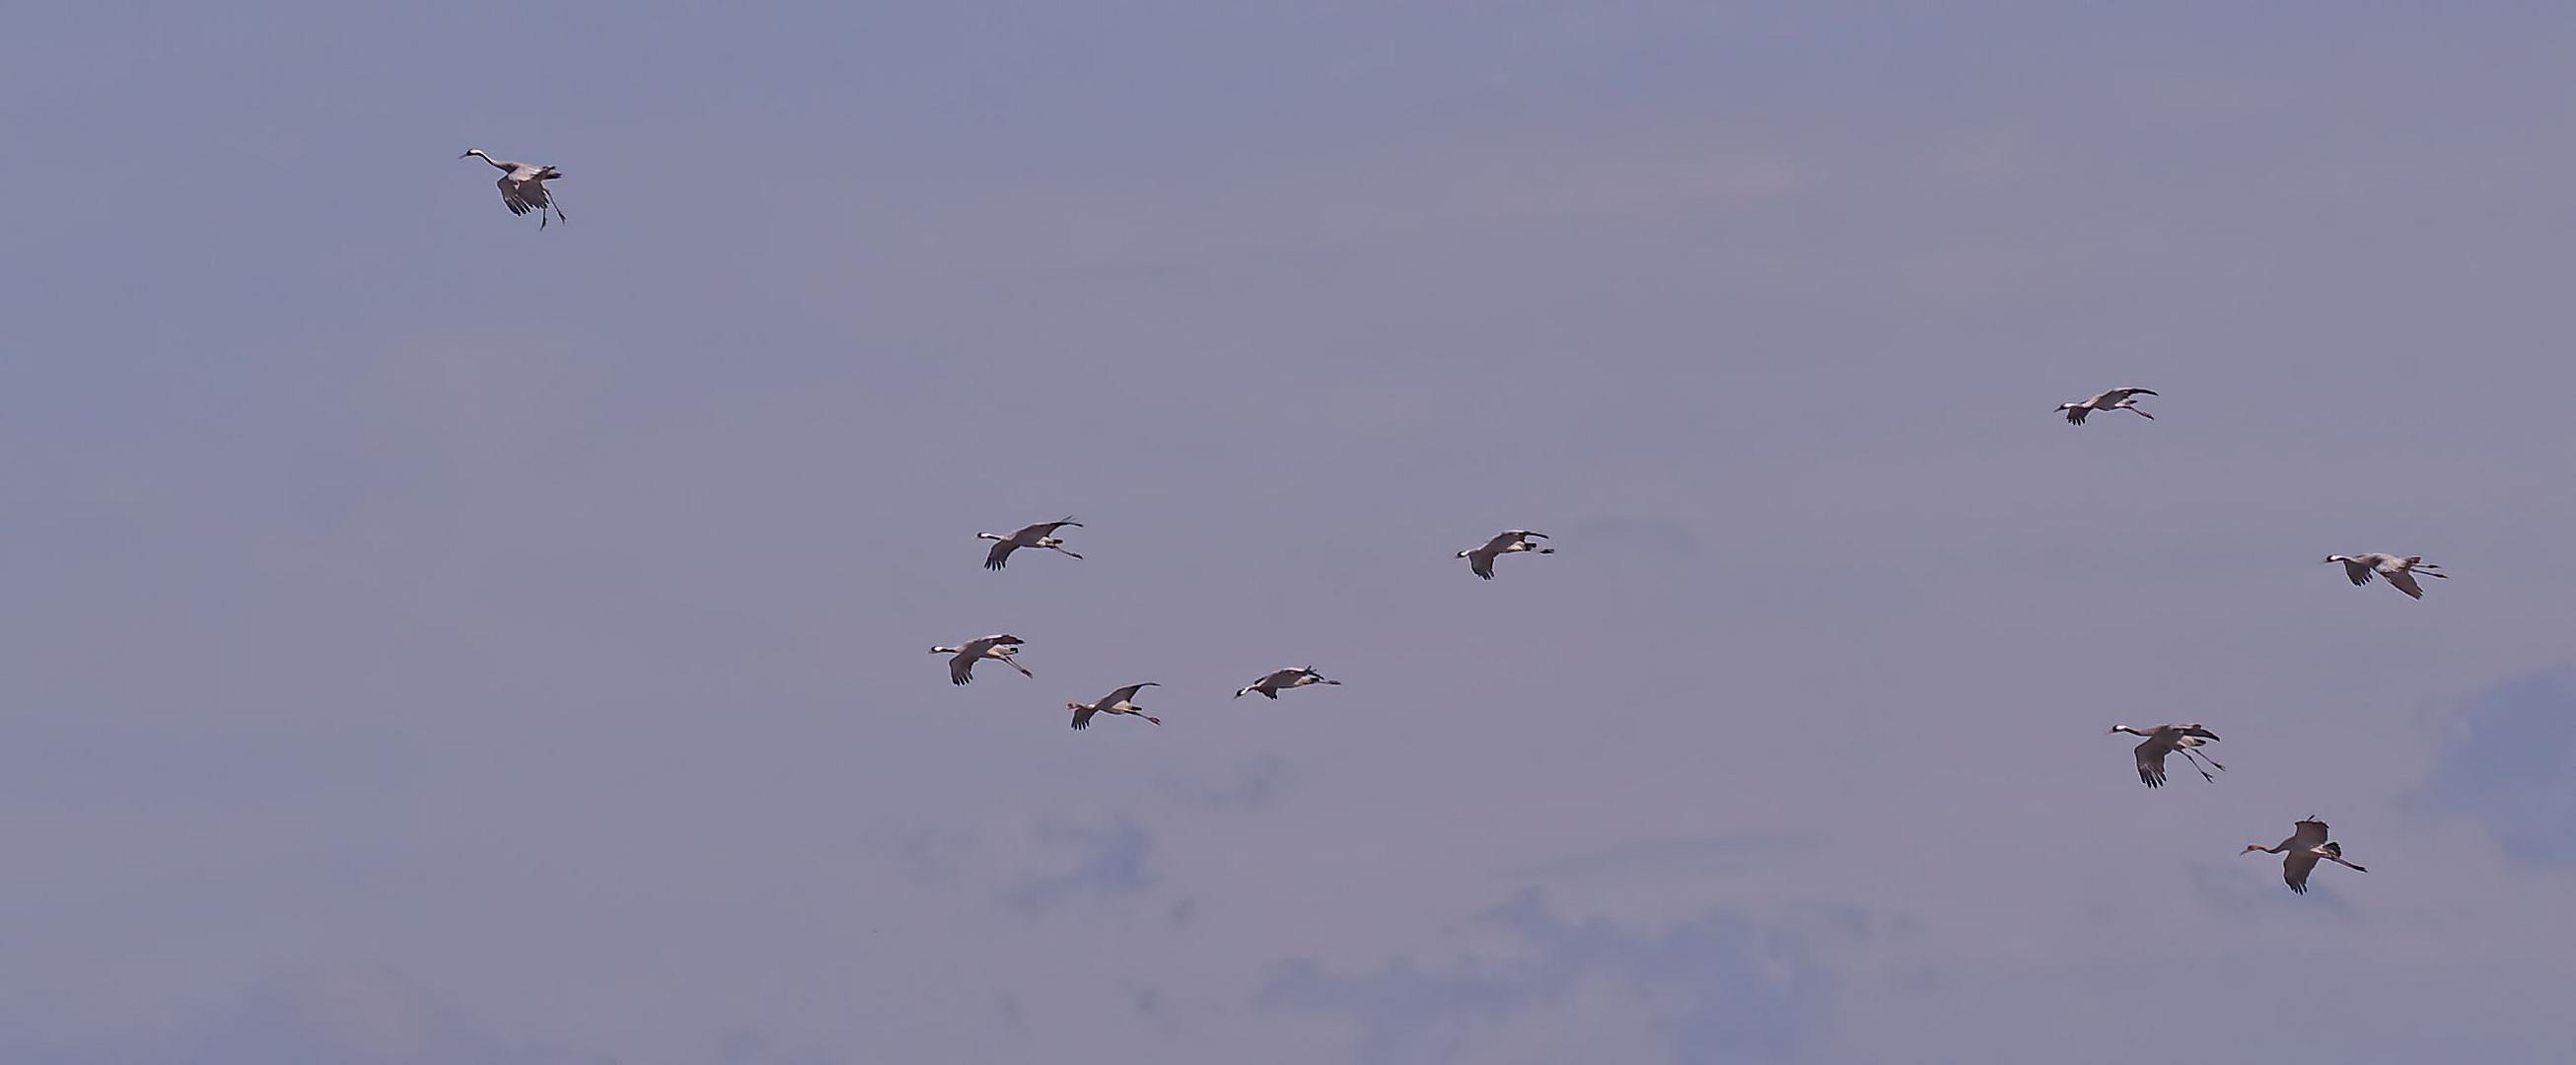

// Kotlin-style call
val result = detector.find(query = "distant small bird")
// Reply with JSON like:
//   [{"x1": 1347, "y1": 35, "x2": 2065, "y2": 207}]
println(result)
[
  {"x1": 1459, "y1": 530, "x2": 1552, "y2": 581},
  {"x1": 1069, "y1": 682, "x2": 1161, "y2": 730},
  {"x1": 2242, "y1": 817, "x2": 2367, "y2": 894},
  {"x1": 2107, "y1": 723, "x2": 2224, "y2": 788},
  {"x1": 460, "y1": 149, "x2": 566, "y2": 230},
  {"x1": 2056, "y1": 387, "x2": 2157, "y2": 425},
  {"x1": 2324, "y1": 553, "x2": 2448, "y2": 600},
  {"x1": 931, "y1": 634, "x2": 1033, "y2": 685},
  {"x1": 979, "y1": 517, "x2": 1084, "y2": 571},
  {"x1": 1234, "y1": 667, "x2": 1341, "y2": 700}
]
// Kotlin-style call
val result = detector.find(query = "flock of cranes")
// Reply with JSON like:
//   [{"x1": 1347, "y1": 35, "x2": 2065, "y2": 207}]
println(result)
[
  {"x1": 464, "y1": 153, "x2": 2427, "y2": 897},
  {"x1": 922, "y1": 516, "x2": 1528, "y2": 729},
  {"x1": 2051, "y1": 381, "x2": 2416, "y2": 892}
]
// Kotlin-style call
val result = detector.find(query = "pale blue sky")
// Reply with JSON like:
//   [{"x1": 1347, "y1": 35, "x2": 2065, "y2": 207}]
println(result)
[{"x1": 6, "y1": 4, "x2": 2575, "y2": 1062}]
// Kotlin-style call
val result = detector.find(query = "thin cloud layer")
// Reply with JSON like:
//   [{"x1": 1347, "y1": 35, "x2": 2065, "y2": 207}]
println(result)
[
  {"x1": 1259, "y1": 888, "x2": 1858, "y2": 1064},
  {"x1": 999, "y1": 816, "x2": 1161, "y2": 916},
  {"x1": 14, "y1": 966, "x2": 610, "y2": 1065},
  {"x1": 2409, "y1": 667, "x2": 2576, "y2": 869}
]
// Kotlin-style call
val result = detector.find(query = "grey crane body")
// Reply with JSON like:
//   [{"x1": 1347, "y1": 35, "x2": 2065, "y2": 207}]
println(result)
[
  {"x1": 2108, "y1": 723, "x2": 2224, "y2": 787},
  {"x1": 2242, "y1": 817, "x2": 2367, "y2": 894},
  {"x1": 461, "y1": 149, "x2": 566, "y2": 230},
  {"x1": 980, "y1": 517, "x2": 1084, "y2": 570},
  {"x1": 2057, "y1": 387, "x2": 2157, "y2": 425},
  {"x1": 1459, "y1": 530, "x2": 1552, "y2": 580},
  {"x1": 2325, "y1": 552, "x2": 2448, "y2": 600},
  {"x1": 1069, "y1": 682, "x2": 1160, "y2": 730},
  {"x1": 1235, "y1": 667, "x2": 1341, "y2": 700},
  {"x1": 931, "y1": 634, "x2": 1032, "y2": 685}
]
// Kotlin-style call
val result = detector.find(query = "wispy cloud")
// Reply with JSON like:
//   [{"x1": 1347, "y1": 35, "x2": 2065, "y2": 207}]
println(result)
[
  {"x1": 1512, "y1": 833, "x2": 1809, "y2": 881},
  {"x1": 997, "y1": 816, "x2": 1158, "y2": 916},
  {"x1": 2187, "y1": 858, "x2": 2358, "y2": 917},
  {"x1": 887, "y1": 826, "x2": 977, "y2": 888},
  {"x1": 2407, "y1": 666, "x2": 2576, "y2": 869},
  {"x1": 1154, "y1": 752, "x2": 1291, "y2": 813},
  {"x1": 1257, "y1": 888, "x2": 1857, "y2": 1064},
  {"x1": 12, "y1": 965, "x2": 614, "y2": 1065}
]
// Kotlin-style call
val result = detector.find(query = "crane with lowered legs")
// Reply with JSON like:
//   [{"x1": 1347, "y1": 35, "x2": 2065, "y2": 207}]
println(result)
[
  {"x1": 2107, "y1": 723, "x2": 2224, "y2": 787},
  {"x1": 930, "y1": 634, "x2": 1033, "y2": 685},
  {"x1": 1069, "y1": 682, "x2": 1161, "y2": 730},
  {"x1": 979, "y1": 518, "x2": 1084, "y2": 571},
  {"x1": 460, "y1": 149, "x2": 566, "y2": 229}
]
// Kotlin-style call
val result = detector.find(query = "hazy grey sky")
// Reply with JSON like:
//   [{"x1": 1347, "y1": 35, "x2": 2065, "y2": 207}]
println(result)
[{"x1": 7, "y1": 4, "x2": 2575, "y2": 1062}]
